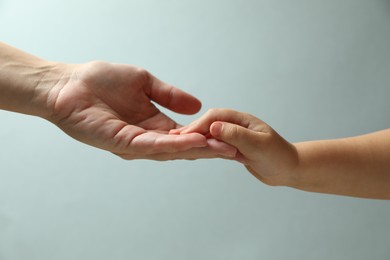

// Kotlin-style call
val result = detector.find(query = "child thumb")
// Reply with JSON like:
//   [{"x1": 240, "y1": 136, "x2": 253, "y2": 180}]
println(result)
[{"x1": 210, "y1": 121, "x2": 257, "y2": 152}]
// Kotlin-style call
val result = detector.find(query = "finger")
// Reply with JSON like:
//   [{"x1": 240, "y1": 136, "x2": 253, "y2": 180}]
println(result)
[
  {"x1": 169, "y1": 126, "x2": 185, "y2": 135},
  {"x1": 127, "y1": 134, "x2": 236, "y2": 158},
  {"x1": 168, "y1": 125, "x2": 193, "y2": 135},
  {"x1": 117, "y1": 145, "x2": 236, "y2": 161},
  {"x1": 128, "y1": 132, "x2": 208, "y2": 155},
  {"x1": 206, "y1": 138, "x2": 237, "y2": 158},
  {"x1": 210, "y1": 121, "x2": 260, "y2": 156},
  {"x1": 149, "y1": 76, "x2": 202, "y2": 115},
  {"x1": 179, "y1": 108, "x2": 264, "y2": 135},
  {"x1": 172, "y1": 116, "x2": 211, "y2": 135},
  {"x1": 168, "y1": 130, "x2": 238, "y2": 157}
]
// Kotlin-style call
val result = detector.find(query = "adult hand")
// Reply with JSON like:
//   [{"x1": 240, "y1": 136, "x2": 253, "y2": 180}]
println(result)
[{"x1": 43, "y1": 62, "x2": 236, "y2": 160}]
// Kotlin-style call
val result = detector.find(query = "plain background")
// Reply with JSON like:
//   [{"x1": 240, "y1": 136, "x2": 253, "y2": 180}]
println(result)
[{"x1": 1, "y1": 0, "x2": 390, "y2": 259}]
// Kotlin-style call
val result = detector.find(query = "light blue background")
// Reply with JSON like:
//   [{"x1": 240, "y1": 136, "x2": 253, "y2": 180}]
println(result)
[{"x1": 1, "y1": 0, "x2": 390, "y2": 259}]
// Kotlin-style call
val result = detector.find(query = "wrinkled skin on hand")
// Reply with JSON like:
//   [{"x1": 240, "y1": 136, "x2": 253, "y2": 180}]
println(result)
[{"x1": 44, "y1": 61, "x2": 236, "y2": 160}]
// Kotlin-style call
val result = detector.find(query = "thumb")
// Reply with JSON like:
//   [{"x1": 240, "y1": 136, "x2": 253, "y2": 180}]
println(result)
[
  {"x1": 210, "y1": 121, "x2": 259, "y2": 155},
  {"x1": 150, "y1": 77, "x2": 201, "y2": 115}
]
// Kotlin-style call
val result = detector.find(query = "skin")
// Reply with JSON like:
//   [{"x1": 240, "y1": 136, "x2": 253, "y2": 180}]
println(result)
[
  {"x1": 0, "y1": 42, "x2": 236, "y2": 160},
  {"x1": 3, "y1": 42, "x2": 388, "y2": 199},
  {"x1": 173, "y1": 108, "x2": 390, "y2": 200}
]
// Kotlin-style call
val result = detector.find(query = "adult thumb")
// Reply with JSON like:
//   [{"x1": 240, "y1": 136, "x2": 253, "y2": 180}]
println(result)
[{"x1": 210, "y1": 121, "x2": 258, "y2": 153}]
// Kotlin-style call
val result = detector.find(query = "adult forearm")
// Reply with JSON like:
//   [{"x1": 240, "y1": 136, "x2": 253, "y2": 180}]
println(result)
[
  {"x1": 0, "y1": 42, "x2": 62, "y2": 118},
  {"x1": 292, "y1": 129, "x2": 390, "y2": 199}
]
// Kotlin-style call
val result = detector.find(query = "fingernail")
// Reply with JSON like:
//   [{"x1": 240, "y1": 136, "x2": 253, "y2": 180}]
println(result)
[{"x1": 211, "y1": 122, "x2": 223, "y2": 136}]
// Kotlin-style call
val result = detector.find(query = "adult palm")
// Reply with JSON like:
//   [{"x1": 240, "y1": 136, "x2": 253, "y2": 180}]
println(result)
[{"x1": 46, "y1": 61, "x2": 235, "y2": 160}]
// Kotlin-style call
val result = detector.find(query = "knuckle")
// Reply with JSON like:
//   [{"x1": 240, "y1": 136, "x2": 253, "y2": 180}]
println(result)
[
  {"x1": 206, "y1": 108, "x2": 216, "y2": 117},
  {"x1": 135, "y1": 67, "x2": 151, "y2": 83},
  {"x1": 205, "y1": 108, "x2": 225, "y2": 123},
  {"x1": 206, "y1": 108, "x2": 222, "y2": 116}
]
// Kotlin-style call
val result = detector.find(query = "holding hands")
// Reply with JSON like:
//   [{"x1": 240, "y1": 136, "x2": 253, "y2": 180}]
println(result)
[
  {"x1": 1, "y1": 42, "x2": 389, "y2": 199},
  {"x1": 171, "y1": 109, "x2": 299, "y2": 186}
]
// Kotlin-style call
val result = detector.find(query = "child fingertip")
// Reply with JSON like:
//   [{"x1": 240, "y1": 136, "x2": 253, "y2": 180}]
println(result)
[
  {"x1": 210, "y1": 122, "x2": 223, "y2": 136},
  {"x1": 169, "y1": 129, "x2": 180, "y2": 135}
]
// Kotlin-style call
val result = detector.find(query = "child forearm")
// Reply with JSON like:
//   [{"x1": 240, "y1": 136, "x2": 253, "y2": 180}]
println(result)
[{"x1": 292, "y1": 129, "x2": 390, "y2": 199}]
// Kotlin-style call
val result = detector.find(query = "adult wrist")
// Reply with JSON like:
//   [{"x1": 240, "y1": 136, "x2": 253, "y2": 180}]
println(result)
[
  {"x1": 0, "y1": 42, "x2": 72, "y2": 120},
  {"x1": 32, "y1": 61, "x2": 73, "y2": 120}
]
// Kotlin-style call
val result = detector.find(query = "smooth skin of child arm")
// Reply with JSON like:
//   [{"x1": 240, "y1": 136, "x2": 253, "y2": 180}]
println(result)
[{"x1": 173, "y1": 108, "x2": 390, "y2": 200}]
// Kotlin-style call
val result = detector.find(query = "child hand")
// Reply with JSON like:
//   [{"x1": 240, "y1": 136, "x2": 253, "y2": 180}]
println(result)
[{"x1": 171, "y1": 109, "x2": 299, "y2": 186}]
